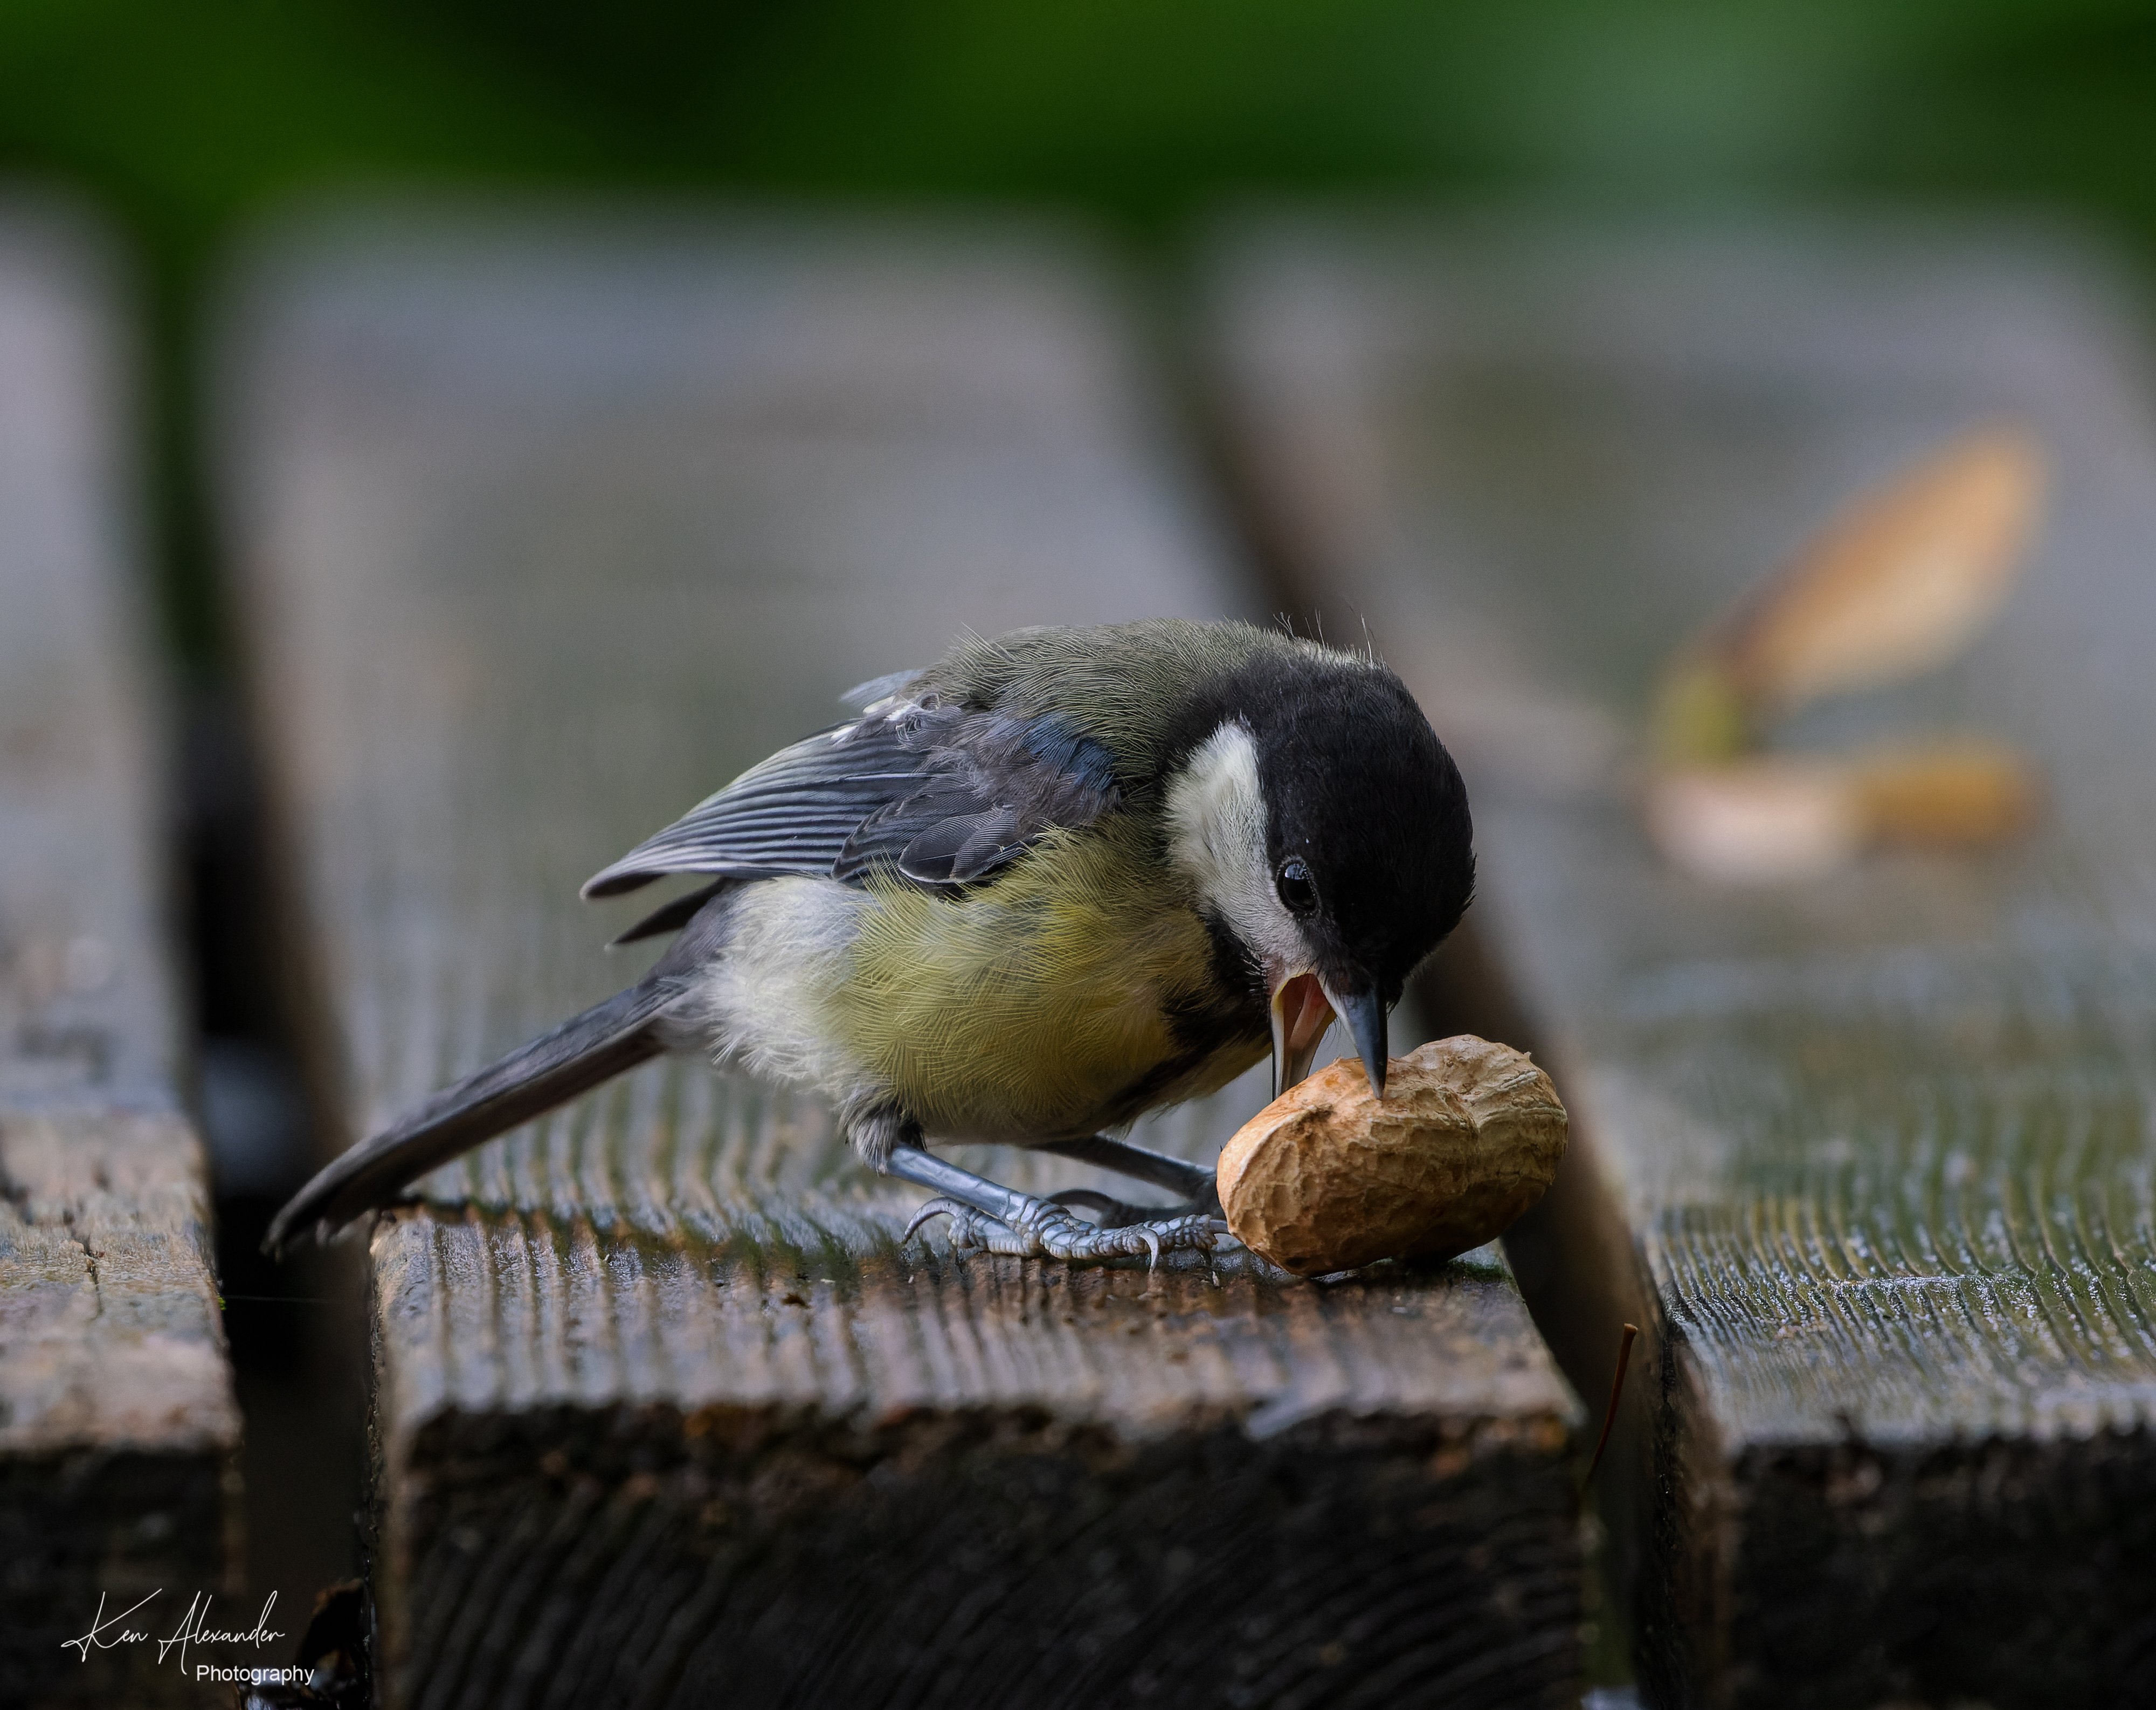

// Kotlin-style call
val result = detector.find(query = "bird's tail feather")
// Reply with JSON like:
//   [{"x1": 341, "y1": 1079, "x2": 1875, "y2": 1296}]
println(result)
[{"x1": 263, "y1": 980, "x2": 672, "y2": 1256}]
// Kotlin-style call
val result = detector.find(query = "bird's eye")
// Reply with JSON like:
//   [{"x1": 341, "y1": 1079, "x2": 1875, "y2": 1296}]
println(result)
[{"x1": 1275, "y1": 858, "x2": 1318, "y2": 915}]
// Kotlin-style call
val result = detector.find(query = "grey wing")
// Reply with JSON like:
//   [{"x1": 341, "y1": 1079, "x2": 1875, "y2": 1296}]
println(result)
[
  {"x1": 581, "y1": 695, "x2": 1122, "y2": 902},
  {"x1": 832, "y1": 707, "x2": 1121, "y2": 884}
]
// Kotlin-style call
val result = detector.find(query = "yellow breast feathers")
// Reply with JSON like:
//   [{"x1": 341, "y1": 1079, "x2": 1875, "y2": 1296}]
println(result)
[{"x1": 833, "y1": 822, "x2": 1255, "y2": 1139}]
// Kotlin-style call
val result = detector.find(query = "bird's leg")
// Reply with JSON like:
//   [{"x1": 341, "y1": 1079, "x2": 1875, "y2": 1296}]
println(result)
[
  {"x1": 1035, "y1": 1134, "x2": 1222, "y2": 1229},
  {"x1": 1036, "y1": 1134, "x2": 1216, "y2": 1201},
  {"x1": 883, "y1": 1143, "x2": 1226, "y2": 1266}
]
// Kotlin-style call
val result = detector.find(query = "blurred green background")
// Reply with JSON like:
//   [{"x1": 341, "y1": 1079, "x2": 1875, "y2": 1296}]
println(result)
[{"x1": 6, "y1": 0, "x2": 2154, "y2": 664}]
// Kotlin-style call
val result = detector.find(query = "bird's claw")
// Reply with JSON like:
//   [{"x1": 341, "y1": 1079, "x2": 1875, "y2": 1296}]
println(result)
[
  {"x1": 905, "y1": 1194, "x2": 1229, "y2": 1268},
  {"x1": 902, "y1": 1196, "x2": 979, "y2": 1246}
]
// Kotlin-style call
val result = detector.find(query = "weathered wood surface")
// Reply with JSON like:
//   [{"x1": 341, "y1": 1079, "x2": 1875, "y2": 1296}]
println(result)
[
  {"x1": 1208, "y1": 214, "x2": 2156, "y2": 1707},
  {"x1": 219, "y1": 204, "x2": 1585, "y2": 1710},
  {"x1": 0, "y1": 199, "x2": 239, "y2": 1705}
]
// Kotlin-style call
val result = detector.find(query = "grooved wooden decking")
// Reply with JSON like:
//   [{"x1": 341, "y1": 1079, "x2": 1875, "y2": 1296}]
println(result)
[
  {"x1": 1208, "y1": 213, "x2": 2156, "y2": 1707},
  {"x1": 0, "y1": 199, "x2": 238, "y2": 1708},
  {"x1": 222, "y1": 206, "x2": 1584, "y2": 1710}
]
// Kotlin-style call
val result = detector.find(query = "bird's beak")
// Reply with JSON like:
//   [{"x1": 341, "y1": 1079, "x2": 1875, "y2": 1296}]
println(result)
[
  {"x1": 1323, "y1": 980, "x2": 1390, "y2": 1098},
  {"x1": 1269, "y1": 970, "x2": 1335, "y2": 1098}
]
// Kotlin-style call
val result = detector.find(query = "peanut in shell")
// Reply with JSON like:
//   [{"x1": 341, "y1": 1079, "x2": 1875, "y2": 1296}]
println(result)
[{"x1": 1216, "y1": 1035, "x2": 1567, "y2": 1277}]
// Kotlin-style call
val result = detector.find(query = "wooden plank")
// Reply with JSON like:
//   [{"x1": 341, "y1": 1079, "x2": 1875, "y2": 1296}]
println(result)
[
  {"x1": 218, "y1": 204, "x2": 1586, "y2": 1710},
  {"x1": 1206, "y1": 213, "x2": 2156, "y2": 1707},
  {"x1": 0, "y1": 198, "x2": 240, "y2": 1705}
]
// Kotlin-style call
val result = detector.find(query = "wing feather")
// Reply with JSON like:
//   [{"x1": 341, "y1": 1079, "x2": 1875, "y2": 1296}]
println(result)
[{"x1": 582, "y1": 695, "x2": 1122, "y2": 900}]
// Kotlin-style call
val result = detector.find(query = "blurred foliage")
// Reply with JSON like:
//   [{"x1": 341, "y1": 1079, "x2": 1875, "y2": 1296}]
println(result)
[
  {"x1": 8, "y1": 0, "x2": 2156, "y2": 238},
  {"x1": 5, "y1": 0, "x2": 2156, "y2": 658}
]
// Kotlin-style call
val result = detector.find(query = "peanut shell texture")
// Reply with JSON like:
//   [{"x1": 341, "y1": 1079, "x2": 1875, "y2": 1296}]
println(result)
[{"x1": 1216, "y1": 1036, "x2": 1567, "y2": 1276}]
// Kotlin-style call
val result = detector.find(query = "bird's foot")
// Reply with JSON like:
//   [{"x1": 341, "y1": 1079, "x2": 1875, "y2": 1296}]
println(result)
[
  {"x1": 904, "y1": 1194, "x2": 1227, "y2": 1267},
  {"x1": 1046, "y1": 1185, "x2": 1222, "y2": 1228}
]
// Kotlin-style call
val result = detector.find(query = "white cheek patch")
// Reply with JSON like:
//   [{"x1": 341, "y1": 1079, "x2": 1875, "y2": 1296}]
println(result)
[{"x1": 1165, "y1": 721, "x2": 1308, "y2": 976}]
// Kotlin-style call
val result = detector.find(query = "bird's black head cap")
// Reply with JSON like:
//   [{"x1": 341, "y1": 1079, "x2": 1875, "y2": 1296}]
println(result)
[{"x1": 1189, "y1": 647, "x2": 1475, "y2": 1005}]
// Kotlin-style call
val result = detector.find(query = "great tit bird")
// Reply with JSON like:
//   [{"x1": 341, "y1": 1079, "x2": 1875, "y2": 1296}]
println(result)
[{"x1": 265, "y1": 619, "x2": 1474, "y2": 1264}]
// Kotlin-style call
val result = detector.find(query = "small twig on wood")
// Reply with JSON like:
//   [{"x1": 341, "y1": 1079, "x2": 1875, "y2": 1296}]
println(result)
[{"x1": 1581, "y1": 1322, "x2": 1640, "y2": 1495}]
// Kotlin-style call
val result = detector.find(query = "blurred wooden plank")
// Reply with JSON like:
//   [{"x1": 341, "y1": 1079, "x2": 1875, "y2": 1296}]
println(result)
[
  {"x1": 1207, "y1": 213, "x2": 2156, "y2": 1708},
  {"x1": 0, "y1": 198, "x2": 239, "y2": 1706},
  {"x1": 219, "y1": 203, "x2": 1585, "y2": 1710}
]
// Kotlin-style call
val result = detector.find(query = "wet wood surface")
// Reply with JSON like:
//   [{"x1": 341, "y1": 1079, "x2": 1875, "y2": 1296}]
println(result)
[
  {"x1": 1207, "y1": 214, "x2": 2156, "y2": 1707},
  {"x1": 0, "y1": 199, "x2": 239, "y2": 1706},
  {"x1": 220, "y1": 205, "x2": 1585, "y2": 1710}
]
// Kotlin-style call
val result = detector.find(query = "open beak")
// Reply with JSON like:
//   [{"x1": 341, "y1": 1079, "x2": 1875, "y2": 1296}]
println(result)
[
  {"x1": 1269, "y1": 971, "x2": 1335, "y2": 1098},
  {"x1": 1270, "y1": 970, "x2": 1393, "y2": 1099},
  {"x1": 1326, "y1": 981, "x2": 1390, "y2": 1098}
]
